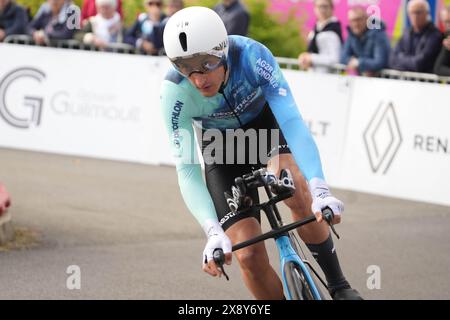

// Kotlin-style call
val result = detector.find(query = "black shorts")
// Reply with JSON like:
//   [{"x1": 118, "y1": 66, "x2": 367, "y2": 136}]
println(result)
[{"x1": 200, "y1": 104, "x2": 291, "y2": 231}]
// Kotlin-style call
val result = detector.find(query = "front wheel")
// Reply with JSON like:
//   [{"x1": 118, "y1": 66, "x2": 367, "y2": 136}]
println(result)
[{"x1": 284, "y1": 261, "x2": 317, "y2": 300}]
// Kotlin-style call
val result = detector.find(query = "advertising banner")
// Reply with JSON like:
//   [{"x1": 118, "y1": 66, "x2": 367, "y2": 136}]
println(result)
[
  {"x1": 341, "y1": 77, "x2": 450, "y2": 206},
  {"x1": 283, "y1": 70, "x2": 352, "y2": 186},
  {"x1": 0, "y1": 44, "x2": 162, "y2": 164}
]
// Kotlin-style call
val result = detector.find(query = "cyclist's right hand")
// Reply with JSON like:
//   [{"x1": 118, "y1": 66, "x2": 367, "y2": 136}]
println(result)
[{"x1": 202, "y1": 219, "x2": 232, "y2": 277}]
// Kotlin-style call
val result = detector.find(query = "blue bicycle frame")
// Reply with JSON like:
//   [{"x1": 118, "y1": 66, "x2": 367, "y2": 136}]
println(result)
[
  {"x1": 214, "y1": 168, "x2": 334, "y2": 300},
  {"x1": 276, "y1": 235, "x2": 322, "y2": 300}
]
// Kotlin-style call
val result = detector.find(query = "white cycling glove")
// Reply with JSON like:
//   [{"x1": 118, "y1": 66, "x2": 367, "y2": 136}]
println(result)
[
  {"x1": 309, "y1": 178, "x2": 344, "y2": 217},
  {"x1": 201, "y1": 219, "x2": 232, "y2": 264}
]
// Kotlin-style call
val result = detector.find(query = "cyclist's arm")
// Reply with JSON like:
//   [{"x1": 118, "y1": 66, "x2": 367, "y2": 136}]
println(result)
[
  {"x1": 160, "y1": 80, "x2": 219, "y2": 227},
  {"x1": 245, "y1": 41, "x2": 325, "y2": 183}
]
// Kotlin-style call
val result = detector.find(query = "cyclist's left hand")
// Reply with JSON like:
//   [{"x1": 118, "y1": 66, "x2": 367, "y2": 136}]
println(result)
[{"x1": 309, "y1": 178, "x2": 344, "y2": 225}]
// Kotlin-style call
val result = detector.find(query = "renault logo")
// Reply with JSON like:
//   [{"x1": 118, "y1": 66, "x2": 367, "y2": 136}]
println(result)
[{"x1": 363, "y1": 102, "x2": 402, "y2": 174}]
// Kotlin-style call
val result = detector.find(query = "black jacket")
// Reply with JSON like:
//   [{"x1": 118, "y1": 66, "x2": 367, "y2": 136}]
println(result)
[
  {"x1": 27, "y1": 6, "x2": 75, "y2": 41},
  {"x1": 213, "y1": 0, "x2": 250, "y2": 36},
  {"x1": 433, "y1": 31, "x2": 450, "y2": 76},
  {"x1": 389, "y1": 22, "x2": 443, "y2": 73},
  {"x1": 307, "y1": 19, "x2": 342, "y2": 54},
  {"x1": 0, "y1": 2, "x2": 28, "y2": 37}
]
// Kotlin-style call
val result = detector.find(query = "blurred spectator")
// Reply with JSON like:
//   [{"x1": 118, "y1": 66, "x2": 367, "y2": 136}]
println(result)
[
  {"x1": 340, "y1": 6, "x2": 390, "y2": 76},
  {"x1": 0, "y1": 0, "x2": 28, "y2": 42},
  {"x1": 34, "y1": 0, "x2": 71, "y2": 19},
  {"x1": 298, "y1": 0, "x2": 342, "y2": 73},
  {"x1": 28, "y1": 0, "x2": 78, "y2": 45},
  {"x1": 75, "y1": 0, "x2": 122, "y2": 49},
  {"x1": 81, "y1": 0, "x2": 122, "y2": 21},
  {"x1": 389, "y1": 0, "x2": 443, "y2": 73},
  {"x1": 213, "y1": 0, "x2": 249, "y2": 36},
  {"x1": 154, "y1": 0, "x2": 184, "y2": 55},
  {"x1": 165, "y1": 0, "x2": 183, "y2": 17},
  {"x1": 0, "y1": 183, "x2": 11, "y2": 217},
  {"x1": 434, "y1": 5, "x2": 450, "y2": 76},
  {"x1": 124, "y1": 0, "x2": 166, "y2": 55}
]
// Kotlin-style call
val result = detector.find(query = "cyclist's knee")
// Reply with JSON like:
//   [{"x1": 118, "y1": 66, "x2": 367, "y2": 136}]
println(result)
[
  {"x1": 267, "y1": 154, "x2": 294, "y2": 176},
  {"x1": 268, "y1": 154, "x2": 311, "y2": 215},
  {"x1": 284, "y1": 186, "x2": 311, "y2": 216},
  {"x1": 235, "y1": 246, "x2": 269, "y2": 274}
]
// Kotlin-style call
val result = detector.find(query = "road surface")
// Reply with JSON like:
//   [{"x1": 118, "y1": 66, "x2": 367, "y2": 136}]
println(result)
[{"x1": 0, "y1": 147, "x2": 449, "y2": 299}]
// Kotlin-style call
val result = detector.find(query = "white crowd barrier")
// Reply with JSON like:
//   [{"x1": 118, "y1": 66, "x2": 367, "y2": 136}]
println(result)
[{"x1": 0, "y1": 44, "x2": 449, "y2": 206}]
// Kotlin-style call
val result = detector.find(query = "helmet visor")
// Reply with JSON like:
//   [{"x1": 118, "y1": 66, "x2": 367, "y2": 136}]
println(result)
[{"x1": 170, "y1": 52, "x2": 225, "y2": 77}]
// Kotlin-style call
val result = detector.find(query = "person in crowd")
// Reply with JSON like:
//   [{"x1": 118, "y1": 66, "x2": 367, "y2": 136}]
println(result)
[
  {"x1": 28, "y1": 0, "x2": 78, "y2": 45},
  {"x1": 298, "y1": 0, "x2": 342, "y2": 73},
  {"x1": 389, "y1": 0, "x2": 443, "y2": 73},
  {"x1": 34, "y1": 0, "x2": 71, "y2": 17},
  {"x1": 152, "y1": 0, "x2": 184, "y2": 55},
  {"x1": 340, "y1": 6, "x2": 390, "y2": 76},
  {"x1": 0, "y1": 183, "x2": 11, "y2": 217},
  {"x1": 124, "y1": 0, "x2": 166, "y2": 55},
  {"x1": 81, "y1": 0, "x2": 122, "y2": 21},
  {"x1": 75, "y1": 0, "x2": 122, "y2": 49},
  {"x1": 213, "y1": 0, "x2": 249, "y2": 36},
  {"x1": 0, "y1": 0, "x2": 28, "y2": 42},
  {"x1": 165, "y1": 0, "x2": 183, "y2": 17},
  {"x1": 433, "y1": 5, "x2": 450, "y2": 76}
]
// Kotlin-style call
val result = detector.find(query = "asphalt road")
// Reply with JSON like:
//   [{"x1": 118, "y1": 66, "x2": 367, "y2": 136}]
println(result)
[{"x1": 0, "y1": 147, "x2": 449, "y2": 300}]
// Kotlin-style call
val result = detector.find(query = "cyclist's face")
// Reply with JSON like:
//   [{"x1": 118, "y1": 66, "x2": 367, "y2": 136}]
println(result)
[{"x1": 188, "y1": 66, "x2": 226, "y2": 97}]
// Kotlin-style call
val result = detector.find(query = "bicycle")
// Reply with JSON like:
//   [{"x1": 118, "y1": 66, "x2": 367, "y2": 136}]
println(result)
[{"x1": 213, "y1": 168, "x2": 341, "y2": 300}]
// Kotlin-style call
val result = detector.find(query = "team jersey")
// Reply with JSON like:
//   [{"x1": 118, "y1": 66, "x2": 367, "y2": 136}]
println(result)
[{"x1": 160, "y1": 35, "x2": 325, "y2": 226}]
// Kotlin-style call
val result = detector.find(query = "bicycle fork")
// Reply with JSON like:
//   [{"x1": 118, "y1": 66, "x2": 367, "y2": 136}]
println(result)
[{"x1": 276, "y1": 235, "x2": 322, "y2": 300}]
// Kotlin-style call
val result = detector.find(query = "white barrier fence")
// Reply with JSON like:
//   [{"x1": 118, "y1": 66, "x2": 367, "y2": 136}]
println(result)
[{"x1": 1, "y1": 44, "x2": 449, "y2": 206}]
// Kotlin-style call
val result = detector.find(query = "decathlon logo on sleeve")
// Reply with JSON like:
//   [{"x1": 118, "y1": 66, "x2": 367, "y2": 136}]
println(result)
[
  {"x1": 171, "y1": 100, "x2": 184, "y2": 148},
  {"x1": 0, "y1": 67, "x2": 46, "y2": 129},
  {"x1": 363, "y1": 102, "x2": 402, "y2": 174}
]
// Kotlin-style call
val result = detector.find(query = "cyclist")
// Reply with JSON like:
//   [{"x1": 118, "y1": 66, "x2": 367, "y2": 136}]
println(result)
[{"x1": 160, "y1": 6, "x2": 362, "y2": 300}]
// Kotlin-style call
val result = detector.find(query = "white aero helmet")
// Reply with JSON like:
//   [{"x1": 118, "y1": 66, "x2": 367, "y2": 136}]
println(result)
[{"x1": 163, "y1": 6, "x2": 229, "y2": 76}]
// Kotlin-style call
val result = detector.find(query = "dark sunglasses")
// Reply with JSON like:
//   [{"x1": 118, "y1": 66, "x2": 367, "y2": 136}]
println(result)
[
  {"x1": 171, "y1": 54, "x2": 224, "y2": 77},
  {"x1": 146, "y1": 1, "x2": 162, "y2": 7}
]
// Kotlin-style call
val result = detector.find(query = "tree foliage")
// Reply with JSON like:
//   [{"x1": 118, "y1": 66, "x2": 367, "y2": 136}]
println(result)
[{"x1": 16, "y1": 0, "x2": 305, "y2": 57}]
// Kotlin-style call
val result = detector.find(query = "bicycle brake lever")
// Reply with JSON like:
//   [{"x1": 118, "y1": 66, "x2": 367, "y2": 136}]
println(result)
[
  {"x1": 322, "y1": 207, "x2": 340, "y2": 240},
  {"x1": 213, "y1": 249, "x2": 230, "y2": 281},
  {"x1": 329, "y1": 223, "x2": 340, "y2": 240},
  {"x1": 219, "y1": 265, "x2": 230, "y2": 281}
]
